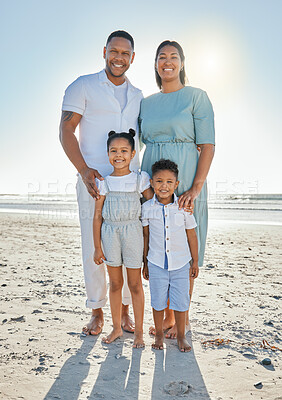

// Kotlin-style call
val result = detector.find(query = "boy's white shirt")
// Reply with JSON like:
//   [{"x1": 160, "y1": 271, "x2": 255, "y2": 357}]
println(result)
[{"x1": 141, "y1": 194, "x2": 197, "y2": 271}]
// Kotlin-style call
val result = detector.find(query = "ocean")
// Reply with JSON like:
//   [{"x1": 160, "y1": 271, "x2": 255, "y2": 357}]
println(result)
[{"x1": 0, "y1": 193, "x2": 281, "y2": 225}]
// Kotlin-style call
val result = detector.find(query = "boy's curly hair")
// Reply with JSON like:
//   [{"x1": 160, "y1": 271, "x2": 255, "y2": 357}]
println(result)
[{"x1": 151, "y1": 159, "x2": 179, "y2": 178}]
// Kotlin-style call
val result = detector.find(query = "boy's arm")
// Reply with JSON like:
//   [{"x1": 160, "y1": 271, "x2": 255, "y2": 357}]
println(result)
[
  {"x1": 93, "y1": 196, "x2": 106, "y2": 264},
  {"x1": 142, "y1": 225, "x2": 149, "y2": 280},
  {"x1": 186, "y1": 228, "x2": 199, "y2": 279}
]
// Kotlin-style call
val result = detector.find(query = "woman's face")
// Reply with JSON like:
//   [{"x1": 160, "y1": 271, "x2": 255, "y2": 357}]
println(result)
[{"x1": 156, "y1": 45, "x2": 183, "y2": 84}]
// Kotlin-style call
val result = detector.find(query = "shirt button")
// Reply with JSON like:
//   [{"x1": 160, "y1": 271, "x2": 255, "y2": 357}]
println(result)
[
  {"x1": 166, "y1": 226, "x2": 168, "y2": 228},
  {"x1": 167, "y1": 250, "x2": 169, "y2": 252},
  {"x1": 166, "y1": 238, "x2": 169, "y2": 240},
  {"x1": 165, "y1": 214, "x2": 167, "y2": 217}
]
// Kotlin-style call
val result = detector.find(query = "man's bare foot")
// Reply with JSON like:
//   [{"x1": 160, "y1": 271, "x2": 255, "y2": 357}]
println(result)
[
  {"x1": 152, "y1": 333, "x2": 164, "y2": 350},
  {"x1": 82, "y1": 311, "x2": 104, "y2": 336},
  {"x1": 102, "y1": 328, "x2": 123, "y2": 344},
  {"x1": 133, "y1": 331, "x2": 145, "y2": 348},
  {"x1": 121, "y1": 305, "x2": 135, "y2": 333},
  {"x1": 177, "y1": 337, "x2": 191, "y2": 352},
  {"x1": 149, "y1": 316, "x2": 175, "y2": 335}
]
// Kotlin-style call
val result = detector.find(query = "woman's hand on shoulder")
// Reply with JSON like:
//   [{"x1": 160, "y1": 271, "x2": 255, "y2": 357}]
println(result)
[{"x1": 178, "y1": 187, "x2": 200, "y2": 213}]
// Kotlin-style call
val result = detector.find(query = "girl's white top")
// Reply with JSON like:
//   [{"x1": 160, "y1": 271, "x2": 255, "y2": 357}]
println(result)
[{"x1": 96, "y1": 171, "x2": 151, "y2": 196}]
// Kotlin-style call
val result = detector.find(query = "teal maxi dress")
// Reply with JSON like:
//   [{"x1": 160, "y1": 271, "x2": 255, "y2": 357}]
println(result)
[{"x1": 139, "y1": 86, "x2": 215, "y2": 267}]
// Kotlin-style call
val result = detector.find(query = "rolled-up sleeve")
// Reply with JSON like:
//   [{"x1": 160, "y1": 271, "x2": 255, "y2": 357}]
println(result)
[
  {"x1": 193, "y1": 90, "x2": 215, "y2": 145},
  {"x1": 184, "y1": 212, "x2": 197, "y2": 229},
  {"x1": 141, "y1": 205, "x2": 149, "y2": 227},
  {"x1": 62, "y1": 77, "x2": 86, "y2": 115}
]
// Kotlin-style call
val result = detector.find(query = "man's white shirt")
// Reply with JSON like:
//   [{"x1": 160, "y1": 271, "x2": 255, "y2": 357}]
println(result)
[
  {"x1": 142, "y1": 194, "x2": 197, "y2": 271},
  {"x1": 62, "y1": 69, "x2": 143, "y2": 177}
]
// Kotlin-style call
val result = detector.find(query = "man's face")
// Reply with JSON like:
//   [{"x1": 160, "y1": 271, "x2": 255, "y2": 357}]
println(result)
[{"x1": 103, "y1": 37, "x2": 135, "y2": 79}]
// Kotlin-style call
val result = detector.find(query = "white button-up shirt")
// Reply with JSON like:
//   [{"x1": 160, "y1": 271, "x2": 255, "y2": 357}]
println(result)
[
  {"x1": 141, "y1": 194, "x2": 197, "y2": 271},
  {"x1": 62, "y1": 69, "x2": 143, "y2": 176}
]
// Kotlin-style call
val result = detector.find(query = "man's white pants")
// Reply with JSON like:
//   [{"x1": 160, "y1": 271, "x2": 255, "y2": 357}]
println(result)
[{"x1": 76, "y1": 175, "x2": 132, "y2": 309}]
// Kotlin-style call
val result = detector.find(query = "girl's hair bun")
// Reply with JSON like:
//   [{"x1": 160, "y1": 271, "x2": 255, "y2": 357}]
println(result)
[
  {"x1": 128, "y1": 128, "x2": 136, "y2": 138},
  {"x1": 108, "y1": 130, "x2": 116, "y2": 137}
]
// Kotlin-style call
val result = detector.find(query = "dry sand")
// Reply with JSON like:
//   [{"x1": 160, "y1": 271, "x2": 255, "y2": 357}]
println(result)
[{"x1": 0, "y1": 212, "x2": 281, "y2": 400}]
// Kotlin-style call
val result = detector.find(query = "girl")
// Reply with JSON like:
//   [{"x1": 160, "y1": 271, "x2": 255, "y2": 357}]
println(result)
[{"x1": 93, "y1": 129, "x2": 153, "y2": 347}]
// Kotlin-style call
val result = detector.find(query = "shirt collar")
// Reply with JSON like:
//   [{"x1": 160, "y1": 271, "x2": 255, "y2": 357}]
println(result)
[
  {"x1": 152, "y1": 193, "x2": 178, "y2": 206},
  {"x1": 99, "y1": 69, "x2": 133, "y2": 89}
]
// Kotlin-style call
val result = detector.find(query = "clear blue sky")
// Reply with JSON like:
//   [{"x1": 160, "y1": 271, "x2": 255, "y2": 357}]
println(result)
[{"x1": 1, "y1": 0, "x2": 281, "y2": 194}]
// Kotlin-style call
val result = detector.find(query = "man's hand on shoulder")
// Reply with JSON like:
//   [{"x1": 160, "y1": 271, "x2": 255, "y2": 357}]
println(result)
[{"x1": 80, "y1": 166, "x2": 104, "y2": 200}]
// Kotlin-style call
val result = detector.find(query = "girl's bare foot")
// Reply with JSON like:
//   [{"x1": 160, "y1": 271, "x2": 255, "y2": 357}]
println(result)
[
  {"x1": 152, "y1": 334, "x2": 164, "y2": 350},
  {"x1": 121, "y1": 305, "x2": 135, "y2": 333},
  {"x1": 177, "y1": 337, "x2": 191, "y2": 352},
  {"x1": 133, "y1": 331, "x2": 145, "y2": 348},
  {"x1": 82, "y1": 314, "x2": 104, "y2": 336},
  {"x1": 102, "y1": 328, "x2": 123, "y2": 344}
]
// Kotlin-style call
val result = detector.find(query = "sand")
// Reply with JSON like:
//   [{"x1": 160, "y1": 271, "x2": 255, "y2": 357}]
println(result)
[{"x1": 0, "y1": 212, "x2": 281, "y2": 400}]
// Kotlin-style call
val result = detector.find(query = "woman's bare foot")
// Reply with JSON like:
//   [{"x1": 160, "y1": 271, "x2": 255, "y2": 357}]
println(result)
[
  {"x1": 82, "y1": 311, "x2": 104, "y2": 335},
  {"x1": 102, "y1": 328, "x2": 123, "y2": 344},
  {"x1": 165, "y1": 323, "x2": 177, "y2": 339},
  {"x1": 177, "y1": 337, "x2": 191, "y2": 352},
  {"x1": 149, "y1": 316, "x2": 175, "y2": 335},
  {"x1": 166, "y1": 322, "x2": 190, "y2": 339},
  {"x1": 121, "y1": 305, "x2": 135, "y2": 333},
  {"x1": 152, "y1": 334, "x2": 164, "y2": 350},
  {"x1": 133, "y1": 331, "x2": 145, "y2": 348}
]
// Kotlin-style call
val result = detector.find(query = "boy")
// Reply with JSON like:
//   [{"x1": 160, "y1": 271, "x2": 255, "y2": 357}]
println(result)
[{"x1": 142, "y1": 159, "x2": 199, "y2": 352}]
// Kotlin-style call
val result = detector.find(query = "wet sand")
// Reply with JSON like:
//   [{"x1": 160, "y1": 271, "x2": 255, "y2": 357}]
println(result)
[{"x1": 0, "y1": 213, "x2": 281, "y2": 399}]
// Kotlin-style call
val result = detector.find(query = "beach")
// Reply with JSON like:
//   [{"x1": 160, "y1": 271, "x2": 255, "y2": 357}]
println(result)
[{"x1": 0, "y1": 209, "x2": 281, "y2": 400}]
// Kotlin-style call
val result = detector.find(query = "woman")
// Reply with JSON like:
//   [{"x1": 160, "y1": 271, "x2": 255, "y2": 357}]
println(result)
[{"x1": 139, "y1": 40, "x2": 215, "y2": 337}]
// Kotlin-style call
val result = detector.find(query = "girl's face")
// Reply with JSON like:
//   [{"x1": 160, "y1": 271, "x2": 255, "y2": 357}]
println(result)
[
  {"x1": 156, "y1": 45, "x2": 183, "y2": 84},
  {"x1": 108, "y1": 138, "x2": 136, "y2": 170}
]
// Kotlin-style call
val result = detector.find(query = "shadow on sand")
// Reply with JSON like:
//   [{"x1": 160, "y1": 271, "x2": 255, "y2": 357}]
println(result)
[
  {"x1": 44, "y1": 335, "x2": 97, "y2": 400},
  {"x1": 44, "y1": 332, "x2": 211, "y2": 400}
]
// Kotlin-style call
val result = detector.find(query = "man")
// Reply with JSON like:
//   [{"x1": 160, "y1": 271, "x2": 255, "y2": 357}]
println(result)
[{"x1": 59, "y1": 30, "x2": 142, "y2": 335}]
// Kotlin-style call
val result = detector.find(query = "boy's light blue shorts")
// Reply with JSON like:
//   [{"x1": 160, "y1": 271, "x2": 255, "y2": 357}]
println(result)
[{"x1": 148, "y1": 261, "x2": 190, "y2": 312}]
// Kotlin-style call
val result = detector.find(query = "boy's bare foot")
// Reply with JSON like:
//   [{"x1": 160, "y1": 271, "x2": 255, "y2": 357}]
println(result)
[
  {"x1": 133, "y1": 331, "x2": 145, "y2": 348},
  {"x1": 121, "y1": 305, "x2": 135, "y2": 333},
  {"x1": 152, "y1": 334, "x2": 164, "y2": 350},
  {"x1": 165, "y1": 323, "x2": 190, "y2": 339},
  {"x1": 82, "y1": 310, "x2": 104, "y2": 335},
  {"x1": 102, "y1": 328, "x2": 123, "y2": 344},
  {"x1": 149, "y1": 316, "x2": 175, "y2": 335},
  {"x1": 177, "y1": 337, "x2": 191, "y2": 352}
]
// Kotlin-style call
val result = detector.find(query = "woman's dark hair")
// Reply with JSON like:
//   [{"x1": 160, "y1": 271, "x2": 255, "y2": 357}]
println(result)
[
  {"x1": 151, "y1": 159, "x2": 179, "y2": 179},
  {"x1": 106, "y1": 30, "x2": 134, "y2": 50},
  {"x1": 155, "y1": 40, "x2": 187, "y2": 89},
  {"x1": 107, "y1": 128, "x2": 136, "y2": 151}
]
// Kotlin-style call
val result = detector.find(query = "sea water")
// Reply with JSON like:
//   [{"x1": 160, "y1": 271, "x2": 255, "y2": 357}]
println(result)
[{"x1": 0, "y1": 193, "x2": 281, "y2": 225}]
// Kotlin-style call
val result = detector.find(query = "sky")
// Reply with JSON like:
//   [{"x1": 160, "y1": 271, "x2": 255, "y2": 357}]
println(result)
[{"x1": 0, "y1": 0, "x2": 281, "y2": 195}]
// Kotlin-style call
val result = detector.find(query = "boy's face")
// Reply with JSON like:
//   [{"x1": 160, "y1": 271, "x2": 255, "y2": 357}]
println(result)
[{"x1": 150, "y1": 170, "x2": 179, "y2": 204}]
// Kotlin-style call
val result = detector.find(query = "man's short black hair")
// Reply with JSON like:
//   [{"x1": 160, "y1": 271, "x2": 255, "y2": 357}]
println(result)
[
  {"x1": 151, "y1": 159, "x2": 179, "y2": 179},
  {"x1": 106, "y1": 30, "x2": 134, "y2": 50}
]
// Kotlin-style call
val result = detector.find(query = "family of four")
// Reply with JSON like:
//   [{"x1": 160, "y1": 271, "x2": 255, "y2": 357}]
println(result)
[{"x1": 59, "y1": 30, "x2": 215, "y2": 352}]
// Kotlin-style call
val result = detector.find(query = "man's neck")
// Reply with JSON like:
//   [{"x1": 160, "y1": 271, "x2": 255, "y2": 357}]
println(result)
[{"x1": 105, "y1": 69, "x2": 126, "y2": 86}]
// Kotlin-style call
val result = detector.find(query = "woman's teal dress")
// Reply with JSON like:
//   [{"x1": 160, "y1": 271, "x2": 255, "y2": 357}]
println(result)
[{"x1": 139, "y1": 86, "x2": 215, "y2": 266}]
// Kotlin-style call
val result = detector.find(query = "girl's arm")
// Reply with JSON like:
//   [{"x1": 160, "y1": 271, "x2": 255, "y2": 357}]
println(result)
[
  {"x1": 142, "y1": 187, "x2": 154, "y2": 200},
  {"x1": 186, "y1": 228, "x2": 199, "y2": 279},
  {"x1": 178, "y1": 144, "x2": 215, "y2": 210},
  {"x1": 93, "y1": 195, "x2": 106, "y2": 264},
  {"x1": 142, "y1": 225, "x2": 149, "y2": 280}
]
